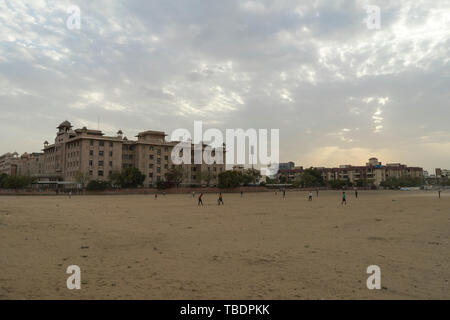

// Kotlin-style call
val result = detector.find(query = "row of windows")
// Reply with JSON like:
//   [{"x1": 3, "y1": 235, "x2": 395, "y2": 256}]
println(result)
[
  {"x1": 149, "y1": 155, "x2": 169, "y2": 161},
  {"x1": 90, "y1": 140, "x2": 114, "y2": 147},
  {"x1": 67, "y1": 161, "x2": 79, "y2": 168},
  {"x1": 89, "y1": 160, "x2": 113, "y2": 167},
  {"x1": 88, "y1": 170, "x2": 110, "y2": 177},
  {"x1": 90, "y1": 150, "x2": 113, "y2": 157},
  {"x1": 67, "y1": 151, "x2": 80, "y2": 158},
  {"x1": 67, "y1": 141, "x2": 80, "y2": 149}
]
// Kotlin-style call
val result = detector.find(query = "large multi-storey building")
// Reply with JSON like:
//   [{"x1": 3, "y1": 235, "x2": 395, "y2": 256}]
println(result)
[
  {"x1": 5, "y1": 121, "x2": 226, "y2": 187},
  {"x1": 0, "y1": 152, "x2": 20, "y2": 176},
  {"x1": 278, "y1": 157, "x2": 423, "y2": 187}
]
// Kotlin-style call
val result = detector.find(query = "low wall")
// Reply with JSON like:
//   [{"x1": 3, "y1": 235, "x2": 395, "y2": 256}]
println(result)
[{"x1": 0, "y1": 186, "x2": 270, "y2": 196}]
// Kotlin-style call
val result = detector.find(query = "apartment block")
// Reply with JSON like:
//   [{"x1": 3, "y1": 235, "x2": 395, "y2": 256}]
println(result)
[
  {"x1": 14, "y1": 120, "x2": 225, "y2": 187},
  {"x1": 278, "y1": 157, "x2": 423, "y2": 187}
]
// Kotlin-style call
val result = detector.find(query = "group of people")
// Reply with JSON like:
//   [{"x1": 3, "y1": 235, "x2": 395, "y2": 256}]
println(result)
[
  {"x1": 275, "y1": 188, "x2": 359, "y2": 205},
  {"x1": 197, "y1": 192, "x2": 224, "y2": 206}
]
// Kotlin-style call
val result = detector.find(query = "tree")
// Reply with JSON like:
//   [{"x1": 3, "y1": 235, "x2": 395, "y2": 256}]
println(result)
[
  {"x1": 74, "y1": 171, "x2": 89, "y2": 188},
  {"x1": 244, "y1": 168, "x2": 261, "y2": 184},
  {"x1": 0, "y1": 173, "x2": 8, "y2": 187},
  {"x1": 109, "y1": 167, "x2": 145, "y2": 188},
  {"x1": 167, "y1": 166, "x2": 184, "y2": 187},
  {"x1": 380, "y1": 176, "x2": 424, "y2": 189},
  {"x1": 0, "y1": 175, "x2": 36, "y2": 189},
  {"x1": 86, "y1": 180, "x2": 111, "y2": 191},
  {"x1": 200, "y1": 170, "x2": 215, "y2": 187},
  {"x1": 218, "y1": 171, "x2": 241, "y2": 189}
]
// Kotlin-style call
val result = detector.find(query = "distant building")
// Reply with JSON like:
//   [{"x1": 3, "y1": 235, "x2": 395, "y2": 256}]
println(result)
[
  {"x1": 436, "y1": 168, "x2": 450, "y2": 178},
  {"x1": 4, "y1": 120, "x2": 226, "y2": 187},
  {"x1": 278, "y1": 162, "x2": 295, "y2": 171},
  {"x1": 0, "y1": 152, "x2": 19, "y2": 176},
  {"x1": 277, "y1": 157, "x2": 423, "y2": 187}
]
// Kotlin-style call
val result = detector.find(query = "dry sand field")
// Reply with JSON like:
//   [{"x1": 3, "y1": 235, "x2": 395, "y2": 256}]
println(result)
[{"x1": 0, "y1": 190, "x2": 449, "y2": 299}]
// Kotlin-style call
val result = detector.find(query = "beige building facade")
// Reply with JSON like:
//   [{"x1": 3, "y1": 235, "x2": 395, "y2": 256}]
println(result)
[{"x1": 10, "y1": 120, "x2": 225, "y2": 187}]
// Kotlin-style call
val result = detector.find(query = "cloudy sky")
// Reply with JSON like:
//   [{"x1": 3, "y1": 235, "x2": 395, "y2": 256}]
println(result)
[{"x1": 0, "y1": 0, "x2": 449, "y2": 172}]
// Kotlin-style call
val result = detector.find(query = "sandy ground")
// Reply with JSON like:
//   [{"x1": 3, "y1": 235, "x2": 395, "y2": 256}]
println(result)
[{"x1": 0, "y1": 190, "x2": 449, "y2": 300}]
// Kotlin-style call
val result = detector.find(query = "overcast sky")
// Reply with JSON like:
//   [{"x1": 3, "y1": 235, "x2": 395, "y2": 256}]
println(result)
[{"x1": 0, "y1": 0, "x2": 449, "y2": 172}]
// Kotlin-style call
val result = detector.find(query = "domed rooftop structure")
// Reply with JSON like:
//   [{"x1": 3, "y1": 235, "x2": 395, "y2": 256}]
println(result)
[{"x1": 57, "y1": 120, "x2": 72, "y2": 129}]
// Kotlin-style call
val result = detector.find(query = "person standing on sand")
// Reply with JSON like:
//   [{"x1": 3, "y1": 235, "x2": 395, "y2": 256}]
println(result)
[
  {"x1": 69, "y1": 191, "x2": 72, "y2": 199},
  {"x1": 218, "y1": 193, "x2": 224, "y2": 205},
  {"x1": 355, "y1": 189, "x2": 358, "y2": 199},
  {"x1": 308, "y1": 191, "x2": 313, "y2": 201},
  {"x1": 316, "y1": 189, "x2": 319, "y2": 197},
  {"x1": 241, "y1": 191, "x2": 243, "y2": 197},
  {"x1": 438, "y1": 189, "x2": 441, "y2": 199},
  {"x1": 154, "y1": 193, "x2": 158, "y2": 199},
  {"x1": 282, "y1": 189, "x2": 286, "y2": 198},
  {"x1": 198, "y1": 193, "x2": 204, "y2": 206},
  {"x1": 341, "y1": 191, "x2": 347, "y2": 205},
  {"x1": 192, "y1": 191, "x2": 195, "y2": 198}
]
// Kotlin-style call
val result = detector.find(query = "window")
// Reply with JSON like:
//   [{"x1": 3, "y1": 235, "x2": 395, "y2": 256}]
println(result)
[
  {"x1": 149, "y1": 173, "x2": 153, "y2": 178},
  {"x1": 109, "y1": 161, "x2": 113, "y2": 167},
  {"x1": 149, "y1": 164, "x2": 154, "y2": 169},
  {"x1": 157, "y1": 176, "x2": 161, "y2": 182},
  {"x1": 149, "y1": 155, "x2": 154, "y2": 160},
  {"x1": 157, "y1": 158, "x2": 161, "y2": 164},
  {"x1": 98, "y1": 170, "x2": 104, "y2": 176},
  {"x1": 89, "y1": 160, "x2": 93, "y2": 166},
  {"x1": 89, "y1": 150, "x2": 93, "y2": 156},
  {"x1": 157, "y1": 167, "x2": 161, "y2": 173},
  {"x1": 164, "y1": 164, "x2": 168, "y2": 169},
  {"x1": 99, "y1": 141, "x2": 104, "y2": 147},
  {"x1": 149, "y1": 146, "x2": 154, "y2": 151},
  {"x1": 214, "y1": 167, "x2": 217, "y2": 172},
  {"x1": 164, "y1": 156, "x2": 168, "y2": 161},
  {"x1": 109, "y1": 151, "x2": 113, "y2": 157},
  {"x1": 109, "y1": 142, "x2": 113, "y2": 147},
  {"x1": 164, "y1": 147, "x2": 168, "y2": 152},
  {"x1": 89, "y1": 170, "x2": 93, "y2": 176},
  {"x1": 129, "y1": 155, "x2": 133, "y2": 159},
  {"x1": 90, "y1": 140, "x2": 94, "y2": 146},
  {"x1": 99, "y1": 151, "x2": 104, "y2": 156},
  {"x1": 157, "y1": 149, "x2": 161, "y2": 155},
  {"x1": 98, "y1": 161, "x2": 104, "y2": 166}
]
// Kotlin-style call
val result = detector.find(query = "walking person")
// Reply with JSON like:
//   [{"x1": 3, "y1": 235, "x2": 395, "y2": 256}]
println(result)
[
  {"x1": 438, "y1": 189, "x2": 441, "y2": 199},
  {"x1": 282, "y1": 189, "x2": 286, "y2": 198},
  {"x1": 198, "y1": 192, "x2": 204, "y2": 206},
  {"x1": 341, "y1": 191, "x2": 347, "y2": 205},
  {"x1": 355, "y1": 189, "x2": 358, "y2": 199},
  {"x1": 308, "y1": 191, "x2": 313, "y2": 201},
  {"x1": 218, "y1": 193, "x2": 224, "y2": 205}
]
